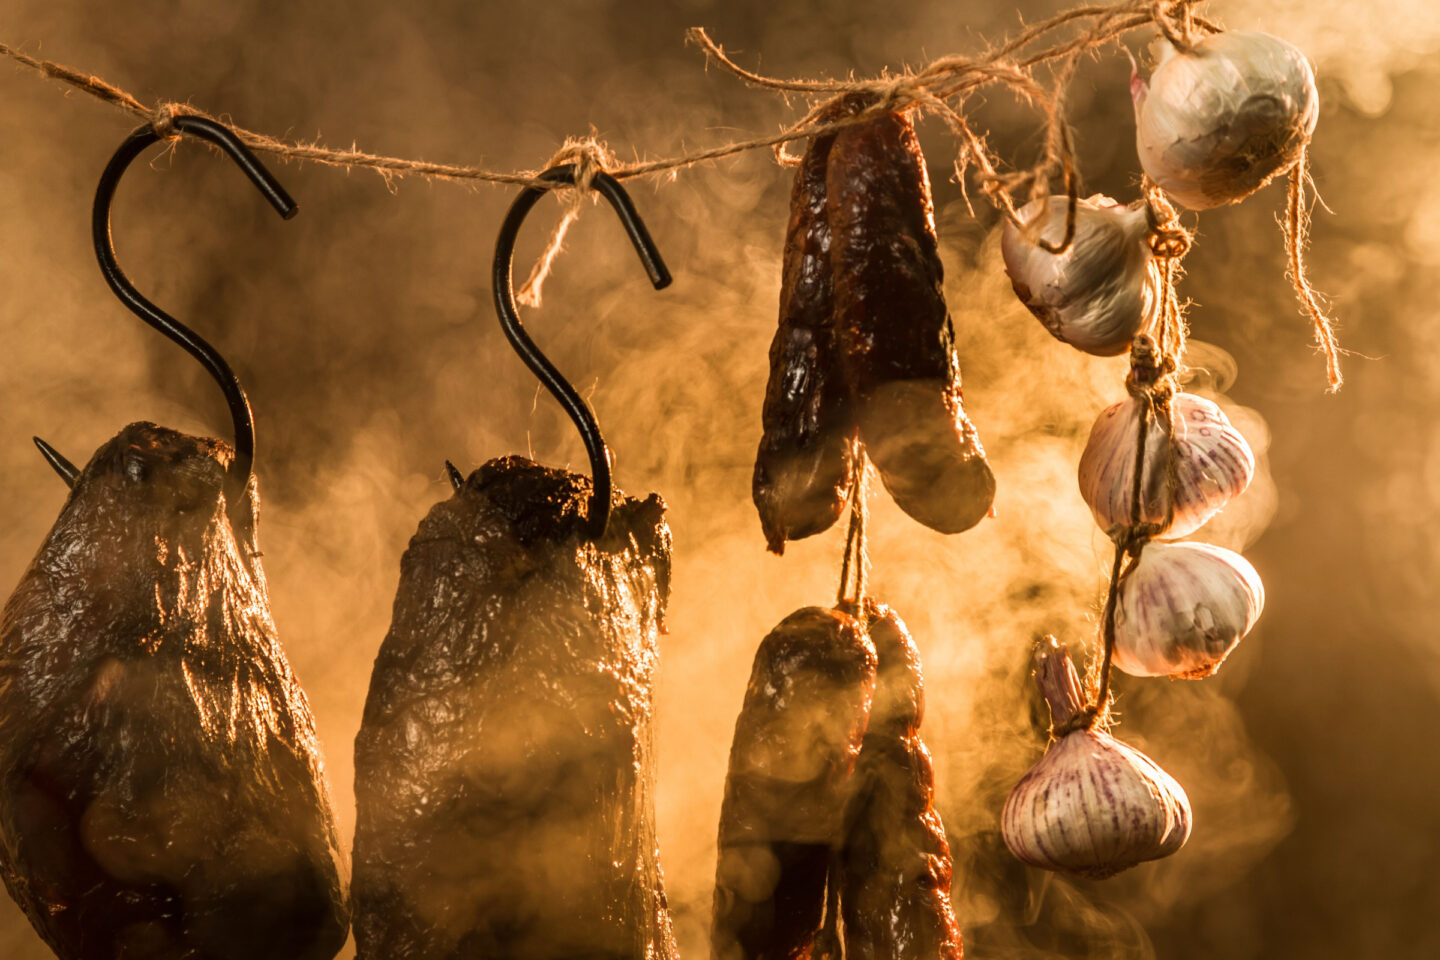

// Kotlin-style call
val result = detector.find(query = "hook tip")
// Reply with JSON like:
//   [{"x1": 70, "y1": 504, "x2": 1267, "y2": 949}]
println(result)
[
  {"x1": 33, "y1": 436, "x2": 80, "y2": 489},
  {"x1": 445, "y1": 460, "x2": 465, "y2": 492}
]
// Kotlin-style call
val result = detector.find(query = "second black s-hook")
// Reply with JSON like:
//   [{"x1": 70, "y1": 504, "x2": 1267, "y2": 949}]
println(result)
[
  {"x1": 484, "y1": 165, "x2": 671, "y2": 540},
  {"x1": 36, "y1": 115, "x2": 296, "y2": 511}
]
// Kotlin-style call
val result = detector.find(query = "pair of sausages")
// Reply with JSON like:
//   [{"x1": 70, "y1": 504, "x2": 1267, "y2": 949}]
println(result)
[
  {"x1": 711, "y1": 601, "x2": 962, "y2": 960},
  {"x1": 753, "y1": 98, "x2": 995, "y2": 554}
]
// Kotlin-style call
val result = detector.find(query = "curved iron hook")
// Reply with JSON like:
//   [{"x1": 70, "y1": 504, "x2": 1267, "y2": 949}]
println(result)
[
  {"x1": 490, "y1": 165, "x2": 671, "y2": 540},
  {"x1": 445, "y1": 460, "x2": 465, "y2": 492},
  {"x1": 39, "y1": 115, "x2": 296, "y2": 501},
  {"x1": 32, "y1": 437, "x2": 80, "y2": 488}
]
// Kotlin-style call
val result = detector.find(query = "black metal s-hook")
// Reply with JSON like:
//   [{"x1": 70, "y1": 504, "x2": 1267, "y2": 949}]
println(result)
[
  {"x1": 490, "y1": 165, "x2": 671, "y2": 540},
  {"x1": 35, "y1": 116, "x2": 296, "y2": 501}
]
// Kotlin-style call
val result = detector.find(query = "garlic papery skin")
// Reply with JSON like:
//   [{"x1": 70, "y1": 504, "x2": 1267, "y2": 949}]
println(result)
[
  {"x1": 1134, "y1": 31, "x2": 1319, "y2": 211},
  {"x1": 1002, "y1": 638, "x2": 1191, "y2": 879},
  {"x1": 1000, "y1": 194, "x2": 1160, "y2": 357},
  {"x1": 1113, "y1": 541, "x2": 1265, "y2": 678},
  {"x1": 1078, "y1": 391, "x2": 1255, "y2": 541}
]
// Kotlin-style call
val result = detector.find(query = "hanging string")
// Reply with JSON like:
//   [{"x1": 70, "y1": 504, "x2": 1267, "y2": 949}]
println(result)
[
  {"x1": 1063, "y1": 327, "x2": 1180, "y2": 735},
  {"x1": 1, "y1": 1, "x2": 1341, "y2": 386},
  {"x1": 514, "y1": 136, "x2": 615, "y2": 308},
  {"x1": 836, "y1": 443, "x2": 870, "y2": 609},
  {"x1": 1283, "y1": 150, "x2": 1343, "y2": 391},
  {"x1": 0, "y1": 0, "x2": 1215, "y2": 205}
]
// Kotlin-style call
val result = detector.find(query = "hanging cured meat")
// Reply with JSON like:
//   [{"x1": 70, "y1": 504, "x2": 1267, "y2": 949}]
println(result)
[
  {"x1": 0, "y1": 422, "x2": 350, "y2": 960},
  {"x1": 841, "y1": 601, "x2": 963, "y2": 960},
  {"x1": 711, "y1": 605, "x2": 877, "y2": 960},
  {"x1": 828, "y1": 108, "x2": 995, "y2": 535},
  {"x1": 753, "y1": 114, "x2": 856, "y2": 554},
  {"x1": 754, "y1": 96, "x2": 994, "y2": 550},
  {"x1": 352, "y1": 456, "x2": 677, "y2": 960}
]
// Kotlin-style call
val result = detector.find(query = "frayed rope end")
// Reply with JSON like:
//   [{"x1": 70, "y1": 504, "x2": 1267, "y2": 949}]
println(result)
[{"x1": 515, "y1": 136, "x2": 616, "y2": 309}]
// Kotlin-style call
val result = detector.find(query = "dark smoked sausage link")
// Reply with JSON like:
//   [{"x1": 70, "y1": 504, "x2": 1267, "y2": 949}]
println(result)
[
  {"x1": 712, "y1": 606, "x2": 877, "y2": 960},
  {"x1": 352, "y1": 456, "x2": 676, "y2": 960},
  {"x1": 753, "y1": 117, "x2": 855, "y2": 554},
  {"x1": 842, "y1": 602, "x2": 963, "y2": 960},
  {"x1": 827, "y1": 110, "x2": 995, "y2": 535},
  {"x1": 0, "y1": 422, "x2": 350, "y2": 960}
]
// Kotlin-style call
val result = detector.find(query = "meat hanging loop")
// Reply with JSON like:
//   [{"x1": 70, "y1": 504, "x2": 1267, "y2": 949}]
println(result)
[
  {"x1": 40, "y1": 115, "x2": 297, "y2": 503},
  {"x1": 490, "y1": 163, "x2": 671, "y2": 539}
]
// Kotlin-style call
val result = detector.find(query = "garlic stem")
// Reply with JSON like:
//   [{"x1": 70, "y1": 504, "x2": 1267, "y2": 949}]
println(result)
[{"x1": 1033, "y1": 636, "x2": 1085, "y2": 730}]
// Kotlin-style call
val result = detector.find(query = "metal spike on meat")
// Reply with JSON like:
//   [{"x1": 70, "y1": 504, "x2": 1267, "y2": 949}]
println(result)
[
  {"x1": 827, "y1": 108, "x2": 996, "y2": 534},
  {"x1": 711, "y1": 606, "x2": 877, "y2": 960},
  {"x1": 841, "y1": 601, "x2": 963, "y2": 960},
  {"x1": 753, "y1": 110, "x2": 857, "y2": 555},
  {"x1": 0, "y1": 421, "x2": 350, "y2": 960},
  {"x1": 352, "y1": 455, "x2": 676, "y2": 960}
]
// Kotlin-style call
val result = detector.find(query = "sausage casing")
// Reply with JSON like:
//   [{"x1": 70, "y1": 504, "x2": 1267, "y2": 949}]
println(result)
[
  {"x1": 712, "y1": 606, "x2": 877, "y2": 960},
  {"x1": 827, "y1": 110, "x2": 995, "y2": 534},
  {"x1": 753, "y1": 119, "x2": 856, "y2": 554},
  {"x1": 842, "y1": 601, "x2": 963, "y2": 960}
]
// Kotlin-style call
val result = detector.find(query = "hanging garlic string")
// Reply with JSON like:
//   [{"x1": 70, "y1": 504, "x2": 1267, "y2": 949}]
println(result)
[{"x1": 1070, "y1": 324, "x2": 1183, "y2": 731}]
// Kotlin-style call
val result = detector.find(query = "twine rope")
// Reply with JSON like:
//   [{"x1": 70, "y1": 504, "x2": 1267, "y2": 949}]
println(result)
[
  {"x1": 836, "y1": 443, "x2": 870, "y2": 609},
  {"x1": 1284, "y1": 150, "x2": 1343, "y2": 391},
  {"x1": 515, "y1": 137, "x2": 614, "y2": 308},
  {"x1": 1, "y1": 1, "x2": 1340, "y2": 386},
  {"x1": 1, "y1": 1, "x2": 1212, "y2": 203},
  {"x1": 1061, "y1": 329, "x2": 1180, "y2": 736}
]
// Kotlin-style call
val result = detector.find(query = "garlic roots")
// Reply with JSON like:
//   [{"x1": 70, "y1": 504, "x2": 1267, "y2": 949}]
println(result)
[
  {"x1": 1133, "y1": 31, "x2": 1319, "y2": 210},
  {"x1": 1113, "y1": 541, "x2": 1265, "y2": 678},
  {"x1": 1000, "y1": 194, "x2": 1160, "y2": 356},
  {"x1": 1078, "y1": 392, "x2": 1255, "y2": 541},
  {"x1": 1002, "y1": 638, "x2": 1191, "y2": 879}
]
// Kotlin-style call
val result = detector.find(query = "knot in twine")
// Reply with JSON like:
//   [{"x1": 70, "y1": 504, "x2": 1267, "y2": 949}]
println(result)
[
  {"x1": 516, "y1": 136, "x2": 617, "y2": 309},
  {"x1": 149, "y1": 101, "x2": 185, "y2": 140},
  {"x1": 1149, "y1": 224, "x2": 1191, "y2": 259},
  {"x1": 1143, "y1": 183, "x2": 1192, "y2": 260},
  {"x1": 1124, "y1": 333, "x2": 1176, "y2": 405},
  {"x1": 1151, "y1": 0, "x2": 1198, "y2": 53},
  {"x1": 1052, "y1": 705, "x2": 1101, "y2": 738},
  {"x1": 1118, "y1": 332, "x2": 1179, "y2": 549}
]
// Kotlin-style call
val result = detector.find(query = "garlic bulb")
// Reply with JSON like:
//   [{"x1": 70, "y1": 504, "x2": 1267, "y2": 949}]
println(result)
[
  {"x1": 1078, "y1": 391, "x2": 1254, "y2": 541},
  {"x1": 1134, "y1": 31, "x2": 1319, "y2": 210},
  {"x1": 1113, "y1": 541, "x2": 1265, "y2": 678},
  {"x1": 1002, "y1": 637, "x2": 1191, "y2": 878},
  {"x1": 1000, "y1": 194, "x2": 1160, "y2": 357}
]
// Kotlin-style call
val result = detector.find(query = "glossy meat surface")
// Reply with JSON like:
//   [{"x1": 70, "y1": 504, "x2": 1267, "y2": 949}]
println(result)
[
  {"x1": 712, "y1": 606, "x2": 876, "y2": 960},
  {"x1": 352, "y1": 456, "x2": 675, "y2": 960},
  {"x1": 0, "y1": 422, "x2": 350, "y2": 960},
  {"x1": 842, "y1": 602, "x2": 962, "y2": 960},
  {"x1": 753, "y1": 114, "x2": 856, "y2": 554},
  {"x1": 827, "y1": 110, "x2": 995, "y2": 534}
]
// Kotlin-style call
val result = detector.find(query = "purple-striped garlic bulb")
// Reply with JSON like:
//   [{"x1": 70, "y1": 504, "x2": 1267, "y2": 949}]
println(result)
[
  {"x1": 1113, "y1": 541, "x2": 1265, "y2": 678},
  {"x1": 1078, "y1": 391, "x2": 1254, "y2": 541},
  {"x1": 1000, "y1": 194, "x2": 1161, "y2": 357},
  {"x1": 1002, "y1": 637, "x2": 1191, "y2": 878},
  {"x1": 1133, "y1": 31, "x2": 1319, "y2": 211}
]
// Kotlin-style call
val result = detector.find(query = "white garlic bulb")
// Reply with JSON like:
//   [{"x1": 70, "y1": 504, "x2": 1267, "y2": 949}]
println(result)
[
  {"x1": 1000, "y1": 194, "x2": 1160, "y2": 357},
  {"x1": 1113, "y1": 541, "x2": 1265, "y2": 678},
  {"x1": 1078, "y1": 391, "x2": 1254, "y2": 541},
  {"x1": 1134, "y1": 31, "x2": 1319, "y2": 210},
  {"x1": 1002, "y1": 637, "x2": 1191, "y2": 878}
]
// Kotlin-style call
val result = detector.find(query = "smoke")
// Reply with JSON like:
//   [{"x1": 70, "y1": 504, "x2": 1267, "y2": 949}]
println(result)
[{"x1": 2, "y1": 1, "x2": 1437, "y2": 959}]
